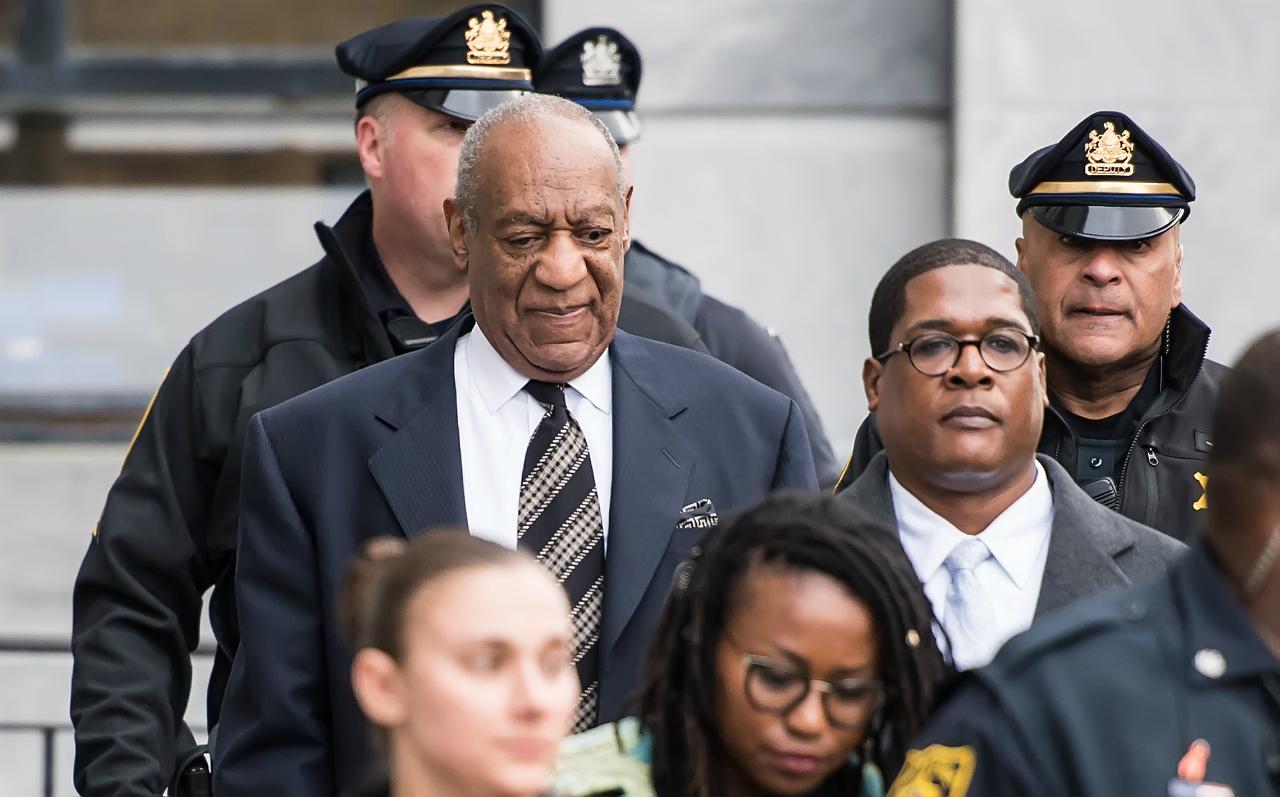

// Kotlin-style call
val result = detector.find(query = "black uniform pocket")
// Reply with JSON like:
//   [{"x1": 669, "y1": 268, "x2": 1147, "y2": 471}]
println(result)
[{"x1": 1143, "y1": 447, "x2": 1210, "y2": 542}]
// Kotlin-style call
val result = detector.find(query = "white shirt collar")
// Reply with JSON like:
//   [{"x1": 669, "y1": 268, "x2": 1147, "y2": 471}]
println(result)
[
  {"x1": 464, "y1": 324, "x2": 612, "y2": 416},
  {"x1": 889, "y1": 460, "x2": 1054, "y2": 589}
]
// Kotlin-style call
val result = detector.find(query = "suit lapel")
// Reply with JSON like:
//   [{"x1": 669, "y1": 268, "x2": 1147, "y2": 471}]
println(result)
[
  {"x1": 852, "y1": 454, "x2": 1138, "y2": 618},
  {"x1": 367, "y1": 321, "x2": 469, "y2": 537},
  {"x1": 840, "y1": 453, "x2": 899, "y2": 528},
  {"x1": 1034, "y1": 456, "x2": 1135, "y2": 616},
  {"x1": 601, "y1": 332, "x2": 694, "y2": 661}
]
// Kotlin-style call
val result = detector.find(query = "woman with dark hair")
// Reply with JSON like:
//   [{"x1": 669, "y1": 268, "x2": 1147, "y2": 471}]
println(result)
[
  {"x1": 342, "y1": 532, "x2": 580, "y2": 797},
  {"x1": 555, "y1": 494, "x2": 952, "y2": 797}
]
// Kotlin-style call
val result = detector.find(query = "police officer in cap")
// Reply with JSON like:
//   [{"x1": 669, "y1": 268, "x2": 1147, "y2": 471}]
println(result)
[
  {"x1": 886, "y1": 328, "x2": 1280, "y2": 797},
  {"x1": 535, "y1": 26, "x2": 839, "y2": 487},
  {"x1": 835, "y1": 111, "x2": 1224, "y2": 543},
  {"x1": 69, "y1": 7, "x2": 706, "y2": 795}
]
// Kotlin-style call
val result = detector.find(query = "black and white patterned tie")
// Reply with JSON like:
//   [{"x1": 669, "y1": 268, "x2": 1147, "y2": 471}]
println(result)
[{"x1": 519, "y1": 380, "x2": 605, "y2": 732}]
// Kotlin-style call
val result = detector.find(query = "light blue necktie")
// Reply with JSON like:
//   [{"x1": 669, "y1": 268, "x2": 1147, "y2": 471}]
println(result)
[{"x1": 943, "y1": 538, "x2": 998, "y2": 670}]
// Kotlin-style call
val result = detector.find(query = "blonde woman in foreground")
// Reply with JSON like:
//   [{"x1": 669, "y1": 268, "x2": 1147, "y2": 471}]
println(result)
[{"x1": 342, "y1": 532, "x2": 579, "y2": 797}]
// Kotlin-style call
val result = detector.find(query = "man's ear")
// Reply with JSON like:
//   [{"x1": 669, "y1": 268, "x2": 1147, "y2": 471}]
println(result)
[
  {"x1": 1171, "y1": 241, "x2": 1184, "y2": 308},
  {"x1": 351, "y1": 648, "x2": 409, "y2": 728},
  {"x1": 443, "y1": 198, "x2": 469, "y2": 274},
  {"x1": 1014, "y1": 235, "x2": 1027, "y2": 273},
  {"x1": 621, "y1": 185, "x2": 634, "y2": 253},
  {"x1": 863, "y1": 357, "x2": 884, "y2": 412},
  {"x1": 356, "y1": 114, "x2": 388, "y2": 182},
  {"x1": 1036, "y1": 350, "x2": 1048, "y2": 407}
]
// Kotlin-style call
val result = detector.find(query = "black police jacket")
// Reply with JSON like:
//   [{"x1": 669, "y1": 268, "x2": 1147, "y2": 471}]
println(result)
[
  {"x1": 833, "y1": 305, "x2": 1225, "y2": 543},
  {"x1": 68, "y1": 191, "x2": 711, "y2": 797},
  {"x1": 624, "y1": 240, "x2": 839, "y2": 488},
  {"x1": 887, "y1": 545, "x2": 1280, "y2": 796}
]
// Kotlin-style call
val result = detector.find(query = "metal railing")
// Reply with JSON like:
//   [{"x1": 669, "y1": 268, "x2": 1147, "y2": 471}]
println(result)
[{"x1": 0, "y1": 637, "x2": 215, "y2": 797}]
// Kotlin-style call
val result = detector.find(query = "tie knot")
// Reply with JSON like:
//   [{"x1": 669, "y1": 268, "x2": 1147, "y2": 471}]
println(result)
[
  {"x1": 945, "y1": 538, "x2": 990, "y2": 575},
  {"x1": 525, "y1": 380, "x2": 567, "y2": 410}
]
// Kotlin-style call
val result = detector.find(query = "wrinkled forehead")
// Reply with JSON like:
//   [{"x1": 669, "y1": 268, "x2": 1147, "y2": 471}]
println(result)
[
  {"x1": 477, "y1": 116, "x2": 616, "y2": 180},
  {"x1": 899, "y1": 265, "x2": 1030, "y2": 334},
  {"x1": 475, "y1": 118, "x2": 620, "y2": 204}
]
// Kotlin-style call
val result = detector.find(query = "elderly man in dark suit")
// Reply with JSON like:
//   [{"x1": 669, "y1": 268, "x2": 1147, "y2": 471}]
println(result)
[
  {"x1": 212, "y1": 93, "x2": 817, "y2": 797},
  {"x1": 840, "y1": 238, "x2": 1184, "y2": 671}
]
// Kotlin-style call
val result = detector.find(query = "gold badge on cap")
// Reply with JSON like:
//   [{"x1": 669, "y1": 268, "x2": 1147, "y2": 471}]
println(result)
[
  {"x1": 1084, "y1": 121, "x2": 1136, "y2": 176},
  {"x1": 581, "y1": 34, "x2": 622, "y2": 87},
  {"x1": 465, "y1": 9, "x2": 512, "y2": 65}
]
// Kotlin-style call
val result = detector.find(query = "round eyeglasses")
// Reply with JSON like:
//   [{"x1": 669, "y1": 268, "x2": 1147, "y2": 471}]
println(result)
[
  {"x1": 741, "y1": 654, "x2": 884, "y2": 730},
  {"x1": 875, "y1": 328, "x2": 1039, "y2": 377}
]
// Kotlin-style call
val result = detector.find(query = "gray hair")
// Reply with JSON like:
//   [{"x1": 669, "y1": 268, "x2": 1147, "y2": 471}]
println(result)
[{"x1": 454, "y1": 93, "x2": 627, "y2": 234}]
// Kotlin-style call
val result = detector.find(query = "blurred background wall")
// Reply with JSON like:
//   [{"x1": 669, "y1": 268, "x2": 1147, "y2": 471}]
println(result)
[{"x1": 0, "y1": 0, "x2": 1273, "y2": 792}]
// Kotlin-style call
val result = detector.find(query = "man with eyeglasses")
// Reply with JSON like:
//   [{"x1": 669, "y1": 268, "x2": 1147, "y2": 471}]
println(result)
[
  {"x1": 888, "y1": 329, "x2": 1280, "y2": 797},
  {"x1": 839, "y1": 238, "x2": 1184, "y2": 670},
  {"x1": 835, "y1": 112, "x2": 1223, "y2": 546}
]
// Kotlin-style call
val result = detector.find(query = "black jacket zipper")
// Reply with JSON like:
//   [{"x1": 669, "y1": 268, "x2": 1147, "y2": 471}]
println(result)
[{"x1": 1115, "y1": 336, "x2": 1211, "y2": 509}]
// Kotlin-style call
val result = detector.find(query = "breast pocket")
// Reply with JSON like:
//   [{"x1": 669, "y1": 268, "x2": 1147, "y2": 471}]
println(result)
[{"x1": 1144, "y1": 446, "x2": 1210, "y2": 541}]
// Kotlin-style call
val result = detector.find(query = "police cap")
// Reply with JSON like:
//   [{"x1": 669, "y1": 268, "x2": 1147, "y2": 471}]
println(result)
[
  {"x1": 337, "y1": 4, "x2": 540, "y2": 121},
  {"x1": 1009, "y1": 110, "x2": 1196, "y2": 240},
  {"x1": 535, "y1": 27, "x2": 643, "y2": 145}
]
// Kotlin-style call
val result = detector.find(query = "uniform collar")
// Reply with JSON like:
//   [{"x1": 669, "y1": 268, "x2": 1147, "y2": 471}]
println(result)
[
  {"x1": 890, "y1": 460, "x2": 1053, "y2": 589},
  {"x1": 1151, "y1": 303, "x2": 1212, "y2": 415},
  {"x1": 359, "y1": 232, "x2": 415, "y2": 319},
  {"x1": 464, "y1": 322, "x2": 612, "y2": 416},
  {"x1": 311, "y1": 190, "x2": 395, "y2": 363},
  {"x1": 1176, "y1": 544, "x2": 1280, "y2": 682}
]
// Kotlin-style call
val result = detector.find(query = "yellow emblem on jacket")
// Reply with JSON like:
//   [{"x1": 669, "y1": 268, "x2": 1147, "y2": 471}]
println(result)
[
  {"x1": 1193, "y1": 471, "x2": 1209, "y2": 511},
  {"x1": 887, "y1": 744, "x2": 976, "y2": 797}
]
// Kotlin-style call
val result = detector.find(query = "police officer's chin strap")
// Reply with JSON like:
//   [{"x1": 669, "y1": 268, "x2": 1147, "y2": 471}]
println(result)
[{"x1": 1159, "y1": 313, "x2": 1172, "y2": 392}]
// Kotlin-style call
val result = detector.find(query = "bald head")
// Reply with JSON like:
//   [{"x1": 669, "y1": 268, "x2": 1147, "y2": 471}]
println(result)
[{"x1": 454, "y1": 93, "x2": 627, "y2": 234}]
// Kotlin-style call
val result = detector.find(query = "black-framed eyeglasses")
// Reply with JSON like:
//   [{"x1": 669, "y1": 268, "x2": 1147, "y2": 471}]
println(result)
[
  {"x1": 741, "y1": 654, "x2": 884, "y2": 730},
  {"x1": 875, "y1": 328, "x2": 1039, "y2": 377}
]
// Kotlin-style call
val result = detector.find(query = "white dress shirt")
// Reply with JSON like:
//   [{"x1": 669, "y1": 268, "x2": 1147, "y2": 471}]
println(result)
[
  {"x1": 455, "y1": 325, "x2": 613, "y2": 550},
  {"x1": 889, "y1": 461, "x2": 1054, "y2": 669}
]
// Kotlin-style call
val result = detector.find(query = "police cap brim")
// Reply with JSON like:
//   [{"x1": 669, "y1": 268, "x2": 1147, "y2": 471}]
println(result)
[
  {"x1": 1029, "y1": 204, "x2": 1187, "y2": 241},
  {"x1": 372, "y1": 87, "x2": 527, "y2": 122},
  {"x1": 593, "y1": 109, "x2": 642, "y2": 145}
]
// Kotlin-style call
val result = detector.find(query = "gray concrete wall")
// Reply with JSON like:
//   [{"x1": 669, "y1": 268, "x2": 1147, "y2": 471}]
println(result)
[
  {"x1": 0, "y1": 444, "x2": 212, "y2": 796},
  {"x1": 0, "y1": 189, "x2": 353, "y2": 395},
  {"x1": 954, "y1": 0, "x2": 1279, "y2": 366}
]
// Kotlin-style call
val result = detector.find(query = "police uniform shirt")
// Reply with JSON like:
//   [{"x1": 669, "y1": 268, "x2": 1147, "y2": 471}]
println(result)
[
  {"x1": 455, "y1": 323, "x2": 614, "y2": 547},
  {"x1": 1055, "y1": 359, "x2": 1162, "y2": 486},
  {"x1": 887, "y1": 545, "x2": 1280, "y2": 797},
  {"x1": 890, "y1": 461, "x2": 1054, "y2": 670},
  {"x1": 360, "y1": 235, "x2": 465, "y2": 352}
]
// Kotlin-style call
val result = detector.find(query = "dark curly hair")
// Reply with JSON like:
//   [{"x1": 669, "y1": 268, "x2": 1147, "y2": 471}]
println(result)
[{"x1": 635, "y1": 493, "x2": 952, "y2": 797}]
